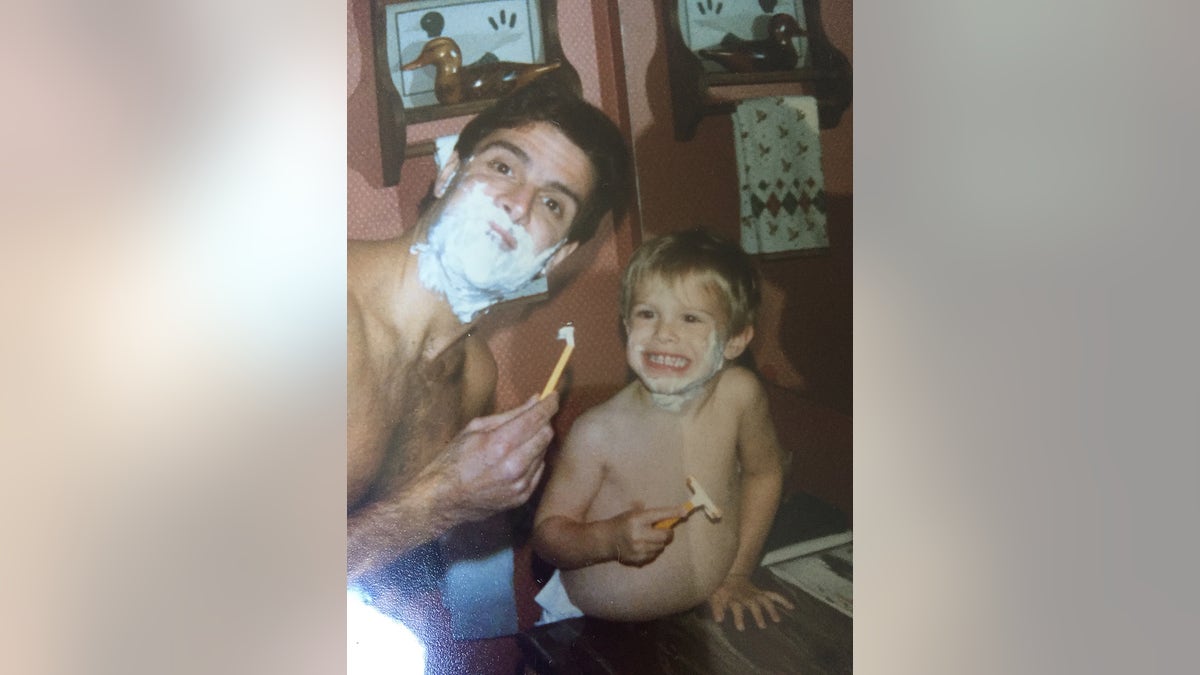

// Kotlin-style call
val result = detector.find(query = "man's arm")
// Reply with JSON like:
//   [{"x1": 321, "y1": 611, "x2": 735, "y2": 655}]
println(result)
[
  {"x1": 348, "y1": 394, "x2": 560, "y2": 583},
  {"x1": 533, "y1": 417, "x2": 682, "y2": 569},
  {"x1": 347, "y1": 467, "x2": 459, "y2": 581},
  {"x1": 708, "y1": 369, "x2": 793, "y2": 629},
  {"x1": 460, "y1": 333, "x2": 497, "y2": 421}
]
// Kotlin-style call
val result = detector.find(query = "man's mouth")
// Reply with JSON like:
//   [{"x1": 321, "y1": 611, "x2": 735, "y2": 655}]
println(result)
[
  {"x1": 644, "y1": 352, "x2": 691, "y2": 371},
  {"x1": 489, "y1": 221, "x2": 519, "y2": 251}
]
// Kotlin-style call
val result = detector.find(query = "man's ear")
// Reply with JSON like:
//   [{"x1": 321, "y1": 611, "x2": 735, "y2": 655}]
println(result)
[
  {"x1": 544, "y1": 240, "x2": 580, "y2": 274},
  {"x1": 722, "y1": 325, "x2": 755, "y2": 361},
  {"x1": 433, "y1": 152, "x2": 461, "y2": 199}
]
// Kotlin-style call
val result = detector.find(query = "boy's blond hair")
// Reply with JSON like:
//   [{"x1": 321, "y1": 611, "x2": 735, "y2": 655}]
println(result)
[{"x1": 620, "y1": 229, "x2": 762, "y2": 338}]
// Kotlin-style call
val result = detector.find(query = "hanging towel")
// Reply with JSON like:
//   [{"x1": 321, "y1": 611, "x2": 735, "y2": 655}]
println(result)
[{"x1": 733, "y1": 96, "x2": 829, "y2": 254}]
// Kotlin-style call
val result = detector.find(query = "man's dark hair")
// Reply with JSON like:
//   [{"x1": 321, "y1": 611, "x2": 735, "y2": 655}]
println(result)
[{"x1": 454, "y1": 79, "x2": 630, "y2": 245}]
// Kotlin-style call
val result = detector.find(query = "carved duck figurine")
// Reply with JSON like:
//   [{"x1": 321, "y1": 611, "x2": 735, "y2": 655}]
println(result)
[
  {"x1": 401, "y1": 37, "x2": 562, "y2": 105},
  {"x1": 698, "y1": 13, "x2": 806, "y2": 73}
]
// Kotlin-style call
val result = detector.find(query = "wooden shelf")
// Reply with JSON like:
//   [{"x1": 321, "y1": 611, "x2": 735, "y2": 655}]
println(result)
[
  {"x1": 403, "y1": 99, "x2": 494, "y2": 125},
  {"x1": 705, "y1": 67, "x2": 845, "y2": 86},
  {"x1": 662, "y1": 0, "x2": 851, "y2": 142}
]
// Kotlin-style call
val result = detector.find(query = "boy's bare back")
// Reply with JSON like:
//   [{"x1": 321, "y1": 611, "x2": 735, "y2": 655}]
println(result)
[{"x1": 539, "y1": 365, "x2": 765, "y2": 620}]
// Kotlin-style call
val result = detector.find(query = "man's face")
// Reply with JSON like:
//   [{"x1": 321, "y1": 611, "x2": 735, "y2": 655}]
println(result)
[
  {"x1": 421, "y1": 181, "x2": 560, "y2": 297},
  {"x1": 624, "y1": 274, "x2": 747, "y2": 396},
  {"x1": 435, "y1": 122, "x2": 595, "y2": 267},
  {"x1": 414, "y1": 122, "x2": 595, "y2": 322}
]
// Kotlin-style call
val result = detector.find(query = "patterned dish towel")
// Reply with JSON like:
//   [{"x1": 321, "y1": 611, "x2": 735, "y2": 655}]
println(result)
[{"x1": 733, "y1": 96, "x2": 828, "y2": 254}]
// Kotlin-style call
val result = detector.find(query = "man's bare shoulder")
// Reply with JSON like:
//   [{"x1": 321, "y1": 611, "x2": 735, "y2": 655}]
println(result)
[
  {"x1": 346, "y1": 235, "x2": 421, "y2": 366},
  {"x1": 461, "y1": 334, "x2": 497, "y2": 418},
  {"x1": 347, "y1": 239, "x2": 380, "y2": 290},
  {"x1": 463, "y1": 334, "x2": 497, "y2": 379},
  {"x1": 347, "y1": 237, "x2": 394, "y2": 261},
  {"x1": 348, "y1": 236, "x2": 415, "y2": 293},
  {"x1": 347, "y1": 293, "x2": 370, "y2": 375}
]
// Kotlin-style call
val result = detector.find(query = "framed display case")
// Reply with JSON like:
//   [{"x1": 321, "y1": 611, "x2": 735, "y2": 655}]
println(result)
[
  {"x1": 676, "y1": 0, "x2": 811, "y2": 69},
  {"x1": 371, "y1": 0, "x2": 580, "y2": 185},
  {"x1": 663, "y1": 0, "x2": 851, "y2": 141}
]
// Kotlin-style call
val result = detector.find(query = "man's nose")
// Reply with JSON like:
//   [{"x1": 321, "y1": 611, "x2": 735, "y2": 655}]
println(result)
[{"x1": 495, "y1": 182, "x2": 535, "y2": 223}]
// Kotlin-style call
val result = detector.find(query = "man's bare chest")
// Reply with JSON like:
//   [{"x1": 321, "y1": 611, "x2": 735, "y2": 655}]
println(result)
[
  {"x1": 347, "y1": 341, "x2": 470, "y2": 505},
  {"x1": 379, "y1": 343, "x2": 472, "y2": 472}
]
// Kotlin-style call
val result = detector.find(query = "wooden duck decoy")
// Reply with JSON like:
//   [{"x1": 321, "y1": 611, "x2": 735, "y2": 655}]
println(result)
[
  {"x1": 698, "y1": 13, "x2": 806, "y2": 73},
  {"x1": 401, "y1": 36, "x2": 562, "y2": 105}
]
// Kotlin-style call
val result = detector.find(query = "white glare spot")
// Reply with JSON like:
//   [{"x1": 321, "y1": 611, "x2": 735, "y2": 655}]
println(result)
[{"x1": 347, "y1": 588, "x2": 425, "y2": 674}]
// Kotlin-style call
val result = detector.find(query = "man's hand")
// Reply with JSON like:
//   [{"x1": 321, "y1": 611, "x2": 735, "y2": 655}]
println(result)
[
  {"x1": 708, "y1": 574, "x2": 794, "y2": 631},
  {"x1": 346, "y1": 394, "x2": 558, "y2": 582},
  {"x1": 428, "y1": 393, "x2": 559, "y2": 525},
  {"x1": 605, "y1": 502, "x2": 685, "y2": 567}
]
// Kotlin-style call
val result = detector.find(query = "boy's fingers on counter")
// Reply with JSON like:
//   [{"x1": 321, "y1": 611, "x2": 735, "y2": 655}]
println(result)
[
  {"x1": 749, "y1": 604, "x2": 766, "y2": 629},
  {"x1": 768, "y1": 591, "x2": 794, "y2": 610}
]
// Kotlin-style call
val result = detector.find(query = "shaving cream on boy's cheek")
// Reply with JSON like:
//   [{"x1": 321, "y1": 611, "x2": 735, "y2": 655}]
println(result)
[
  {"x1": 633, "y1": 328, "x2": 727, "y2": 410},
  {"x1": 413, "y1": 181, "x2": 561, "y2": 323}
]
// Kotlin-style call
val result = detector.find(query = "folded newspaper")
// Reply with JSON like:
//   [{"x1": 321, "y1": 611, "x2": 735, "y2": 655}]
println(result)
[{"x1": 766, "y1": 540, "x2": 853, "y2": 617}]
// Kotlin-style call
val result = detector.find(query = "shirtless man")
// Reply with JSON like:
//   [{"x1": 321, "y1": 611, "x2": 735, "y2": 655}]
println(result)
[
  {"x1": 533, "y1": 230, "x2": 793, "y2": 631},
  {"x1": 347, "y1": 82, "x2": 628, "y2": 592}
]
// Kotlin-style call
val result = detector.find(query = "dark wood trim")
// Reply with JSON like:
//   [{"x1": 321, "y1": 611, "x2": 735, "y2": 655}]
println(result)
[
  {"x1": 598, "y1": 0, "x2": 643, "y2": 261},
  {"x1": 371, "y1": 0, "x2": 407, "y2": 186}
]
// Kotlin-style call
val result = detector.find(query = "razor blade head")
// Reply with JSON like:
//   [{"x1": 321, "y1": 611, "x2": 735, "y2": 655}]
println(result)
[{"x1": 685, "y1": 476, "x2": 723, "y2": 521}]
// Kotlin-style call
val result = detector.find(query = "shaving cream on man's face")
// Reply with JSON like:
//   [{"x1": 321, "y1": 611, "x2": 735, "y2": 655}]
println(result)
[{"x1": 413, "y1": 181, "x2": 561, "y2": 322}]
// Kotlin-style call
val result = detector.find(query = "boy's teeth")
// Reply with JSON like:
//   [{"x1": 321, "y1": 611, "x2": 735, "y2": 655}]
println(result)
[{"x1": 649, "y1": 354, "x2": 687, "y2": 368}]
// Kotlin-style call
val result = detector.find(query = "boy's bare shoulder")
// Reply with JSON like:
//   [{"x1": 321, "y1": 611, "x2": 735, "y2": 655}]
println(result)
[
  {"x1": 566, "y1": 383, "x2": 640, "y2": 445},
  {"x1": 715, "y1": 364, "x2": 768, "y2": 403}
]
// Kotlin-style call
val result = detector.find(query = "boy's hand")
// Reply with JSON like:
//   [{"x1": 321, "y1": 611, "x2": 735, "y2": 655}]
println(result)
[
  {"x1": 708, "y1": 574, "x2": 795, "y2": 631},
  {"x1": 607, "y1": 501, "x2": 684, "y2": 567}
]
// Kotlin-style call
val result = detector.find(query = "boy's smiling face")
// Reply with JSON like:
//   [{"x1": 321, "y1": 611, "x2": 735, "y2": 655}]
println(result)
[{"x1": 625, "y1": 273, "x2": 751, "y2": 397}]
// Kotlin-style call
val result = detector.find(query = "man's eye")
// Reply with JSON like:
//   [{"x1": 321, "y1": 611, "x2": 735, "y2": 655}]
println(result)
[
  {"x1": 543, "y1": 197, "x2": 562, "y2": 217},
  {"x1": 488, "y1": 160, "x2": 511, "y2": 175}
]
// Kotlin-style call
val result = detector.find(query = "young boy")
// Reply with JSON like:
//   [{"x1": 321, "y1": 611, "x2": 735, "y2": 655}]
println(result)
[{"x1": 532, "y1": 230, "x2": 794, "y2": 631}]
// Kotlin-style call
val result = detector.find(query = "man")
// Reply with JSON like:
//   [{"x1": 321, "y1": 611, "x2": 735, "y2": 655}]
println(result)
[{"x1": 347, "y1": 81, "x2": 629, "y2": 610}]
